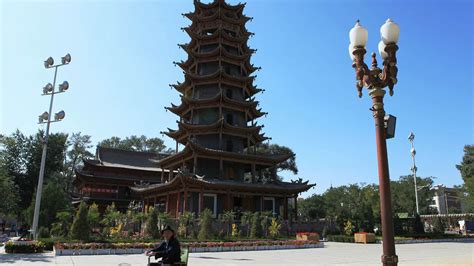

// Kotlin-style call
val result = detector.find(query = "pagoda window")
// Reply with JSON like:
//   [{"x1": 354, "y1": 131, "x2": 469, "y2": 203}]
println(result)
[
  {"x1": 203, "y1": 193, "x2": 217, "y2": 218},
  {"x1": 224, "y1": 11, "x2": 237, "y2": 19},
  {"x1": 199, "y1": 44, "x2": 218, "y2": 53},
  {"x1": 199, "y1": 108, "x2": 218, "y2": 124},
  {"x1": 222, "y1": 44, "x2": 239, "y2": 55},
  {"x1": 198, "y1": 61, "x2": 219, "y2": 75},
  {"x1": 226, "y1": 89, "x2": 233, "y2": 99},
  {"x1": 203, "y1": 10, "x2": 214, "y2": 17},
  {"x1": 223, "y1": 62, "x2": 240, "y2": 76},
  {"x1": 202, "y1": 28, "x2": 216, "y2": 36},
  {"x1": 226, "y1": 139, "x2": 234, "y2": 152},
  {"x1": 224, "y1": 29, "x2": 237, "y2": 37},
  {"x1": 226, "y1": 113, "x2": 234, "y2": 125},
  {"x1": 195, "y1": 84, "x2": 218, "y2": 99}
]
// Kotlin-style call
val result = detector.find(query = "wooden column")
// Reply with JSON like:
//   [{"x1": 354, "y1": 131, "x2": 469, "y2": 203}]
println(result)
[
  {"x1": 199, "y1": 190, "x2": 204, "y2": 213},
  {"x1": 251, "y1": 164, "x2": 256, "y2": 183},
  {"x1": 183, "y1": 189, "x2": 188, "y2": 213},
  {"x1": 283, "y1": 195, "x2": 288, "y2": 220},
  {"x1": 193, "y1": 156, "x2": 197, "y2": 174},
  {"x1": 219, "y1": 159, "x2": 224, "y2": 178},
  {"x1": 260, "y1": 195, "x2": 264, "y2": 212},
  {"x1": 166, "y1": 193, "x2": 170, "y2": 213},
  {"x1": 161, "y1": 170, "x2": 165, "y2": 183},
  {"x1": 176, "y1": 192, "x2": 181, "y2": 218},
  {"x1": 294, "y1": 194, "x2": 298, "y2": 221}
]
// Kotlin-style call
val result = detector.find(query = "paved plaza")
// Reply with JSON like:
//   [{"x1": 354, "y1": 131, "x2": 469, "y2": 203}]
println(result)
[{"x1": 1, "y1": 242, "x2": 473, "y2": 266}]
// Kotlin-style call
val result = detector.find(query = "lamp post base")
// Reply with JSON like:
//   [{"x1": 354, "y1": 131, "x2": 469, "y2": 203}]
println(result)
[{"x1": 382, "y1": 254, "x2": 399, "y2": 266}]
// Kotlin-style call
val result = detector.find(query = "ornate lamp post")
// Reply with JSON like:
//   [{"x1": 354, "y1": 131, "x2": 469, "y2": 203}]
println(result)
[
  {"x1": 31, "y1": 54, "x2": 71, "y2": 239},
  {"x1": 408, "y1": 132, "x2": 420, "y2": 214},
  {"x1": 349, "y1": 19, "x2": 400, "y2": 266}
]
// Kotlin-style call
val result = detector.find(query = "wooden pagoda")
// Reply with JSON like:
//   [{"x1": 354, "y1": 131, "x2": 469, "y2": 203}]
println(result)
[
  {"x1": 74, "y1": 0, "x2": 314, "y2": 219},
  {"x1": 132, "y1": 0, "x2": 314, "y2": 218}
]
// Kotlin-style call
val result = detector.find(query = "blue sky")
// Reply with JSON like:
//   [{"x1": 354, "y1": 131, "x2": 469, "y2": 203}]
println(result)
[{"x1": 1, "y1": 0, "x2": 472, "y2": 197}]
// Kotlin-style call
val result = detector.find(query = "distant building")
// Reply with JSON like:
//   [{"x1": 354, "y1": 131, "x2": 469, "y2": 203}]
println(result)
[{"x1": 429, "y1": 185, "x2": 465, "y2": 214}]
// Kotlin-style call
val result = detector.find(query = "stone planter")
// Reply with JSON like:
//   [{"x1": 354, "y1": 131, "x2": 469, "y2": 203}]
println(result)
[{"x1": 354, "y1": 233, "x2": 376, "y2": 244}]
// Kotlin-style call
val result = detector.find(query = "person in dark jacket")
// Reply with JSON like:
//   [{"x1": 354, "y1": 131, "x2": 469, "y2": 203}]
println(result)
[{"x1": 146, "y1": 225, "x2": 181, "y2": 265}]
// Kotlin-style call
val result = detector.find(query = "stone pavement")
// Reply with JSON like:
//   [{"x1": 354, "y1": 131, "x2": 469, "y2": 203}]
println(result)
[{"x1": 1, "y1": 242, "x2": 473, "y2": 265}]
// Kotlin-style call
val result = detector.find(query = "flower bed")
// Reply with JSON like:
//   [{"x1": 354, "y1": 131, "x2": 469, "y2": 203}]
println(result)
[
  {"x1": 5, "y1": 240, "x2": 45, "y2": 253},
  {"x1": 53, "y1": 240, "x2": 324, "y2": 255}
]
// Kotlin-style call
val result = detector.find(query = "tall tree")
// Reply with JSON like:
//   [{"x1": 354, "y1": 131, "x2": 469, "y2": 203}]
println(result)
[
  {"x1": 25, "y1": 181, "x2": 71, "y2": 229},
  {"x1": 0, "y1": 167, "x2": 20, "y2": 217},
  {"x1": 253, "y1": 143, "x2": 298, "y2": 175},
  {"x1": 98, "y1": 135, "x2": 171, "y2": 153},
  {"x1": 457, "y1": 145, "x2": 474, "y2": 212},
  {"x1": 0, "y1": 130, "x2": 68, "y2": 210},
  {"x1": 391, "y1": 175, "x2": 435, "y2": 215}
]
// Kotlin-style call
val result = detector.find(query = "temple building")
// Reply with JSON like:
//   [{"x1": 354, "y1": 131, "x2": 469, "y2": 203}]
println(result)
[{"x1": 74, "y1": 0, "x2": 314, "y2": 219}]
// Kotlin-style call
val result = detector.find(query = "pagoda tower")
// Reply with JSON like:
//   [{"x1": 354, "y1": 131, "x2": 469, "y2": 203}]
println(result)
[{"x1": 159, "y1": 0, "x2": 292, "y2": 184}]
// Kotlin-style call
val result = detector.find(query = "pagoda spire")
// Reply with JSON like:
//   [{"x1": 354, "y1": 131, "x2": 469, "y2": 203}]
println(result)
[{"x1": 160, "y1": 0, "x2": 284, "y2": 184}]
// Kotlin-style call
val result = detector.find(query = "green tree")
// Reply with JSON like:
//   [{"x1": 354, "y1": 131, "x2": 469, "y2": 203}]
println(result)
[
  {"x1": 198, "y1": 209, "x2": 213, "y2": 240},
  {"x1": 70, "y1": 201, "x2": 90, "y2": 240},
  {"x1": 299, "y1": 194, "x2": 326, "y2": 221},
  {"x1": 457, "y1": 145, "x2": 474, "y2": 212},
  {"x1": 391, "y1": 175, "x2": 435, "y2": 215},
  {"x1": 240, "y1": 211, "x2": 253, "y2": 237},
  {"x1": 50, "y1": 211, "x2": 73, "y2": 237},
  {"x1": 88, "y1": 202, "x2": 101, "y2": 229},
  {"x1": 0, "y1": 168, "x2": 19, "y2": 217},
  {"x1": 145, "y1": 207, "x2": 160, "y2": 239},
  {"x1": 0, "y1": 130, "x2": 68, "y2": 211},
  {"x1": 250, "y1": 212, "x2": 262, "y2": 238},
  {"x1": 252, "y1": 143, "x2": 298, "y2": 178},
  {"x1": 178, "y1": 211, "x2": 195, "y2": 239},
  {"x1": 98, "y1": 135, "x2": 172, "y2": 153},
  {"x1": 26, "y1": 181, "x2": 71, "y2": 229},
  {"x1": 219, "y1": 210, "x2": 235, "y2": 237},
  {"x1": 101, "y1": 203, "x2": 121, "y2": 236}
]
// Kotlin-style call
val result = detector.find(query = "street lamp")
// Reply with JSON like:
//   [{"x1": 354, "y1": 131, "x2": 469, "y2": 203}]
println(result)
[
  {"x1": 408, "y1": 132, "x2": 420, "y2": 214},
  {"x1": 31, "y1": 53, "x2": 71, "y2": 239},
  {"x1": 349, "y1": 19, "x2": 400, "y2": 266}
]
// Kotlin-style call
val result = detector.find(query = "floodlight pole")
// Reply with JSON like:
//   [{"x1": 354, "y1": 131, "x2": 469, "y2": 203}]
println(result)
[
  {"x1": 408, "y1": 134, "x2": 420, "y2": 214},
  {"x1": 31, "y1": 59, "x2": 69, "y2": 239}
]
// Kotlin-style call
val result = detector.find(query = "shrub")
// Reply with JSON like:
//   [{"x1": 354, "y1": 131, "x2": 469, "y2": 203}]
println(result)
[
  {"x1": 51, "y1": 211, "x2": 73, "y2": 237},
  {"x1": 70, "y1": 201, "x2": 90, "y2": 241},
  {"x1": 413, "y1": 214, "x2": 425, "y2": 234},
  {"x1": 240, "y1": 211, "x2": 253, "y2": 237},
  {"x1": 268, "y1": 218, "x2": 281, "y2": 239},
  {"x1": 344, "y1": 220, "x2": 354, "y2": 236},
  {"x1": 250, "y1": 212, "x2": 262, "y2": 238},
  {"x1": 37, "y1": 227, "x2": 50, "y2": 238},
  {"x1": 88, "y1": 202, "x2": 101, "y2": 229},
  {"x1": 5, "y1": 241, "x2": 45, "y2": 253},
  {"x1": 198, "y1": 209, "x2": 213, "y2": 240},
  {"x1": 432, "y1": 216, "x2": 445, "y2": 233},
  {"x1": 322, "y1": 226, "x2": 328, "y2": 238},
  {"x1": 145, "y1": 207, "x2": 160, "y2": 239}
]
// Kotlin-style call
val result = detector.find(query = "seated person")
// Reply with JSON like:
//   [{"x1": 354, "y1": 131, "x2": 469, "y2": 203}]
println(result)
[{"x1": 145, "y1": 225, "x2": 181, "y2": 265}]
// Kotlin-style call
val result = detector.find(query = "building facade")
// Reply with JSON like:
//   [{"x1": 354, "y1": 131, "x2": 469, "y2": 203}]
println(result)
[{"x1": 429, "y1": 185, "x2": 465, "y2": 214}]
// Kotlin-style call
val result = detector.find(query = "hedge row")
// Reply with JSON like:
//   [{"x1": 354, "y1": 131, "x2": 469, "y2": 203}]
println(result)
[{"x1": 5, "y1": 241, "x2": 45, "y2": 253}]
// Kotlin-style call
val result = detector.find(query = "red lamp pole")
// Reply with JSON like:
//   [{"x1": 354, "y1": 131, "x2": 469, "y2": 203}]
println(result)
[{"x1": 349, "y1": 19, "x2": 400, "y2": 265}]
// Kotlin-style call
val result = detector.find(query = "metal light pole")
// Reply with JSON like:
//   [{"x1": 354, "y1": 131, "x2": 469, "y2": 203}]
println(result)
[
  {"x1": 31, "y1": 54, "x2": 71, "y2": 239},
  {"x1": 349, "y1": 19, "x2": 400, "y2": 266},
  {"x1": 408, "y1": 132, "x2": 420, "y2": 214}
]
